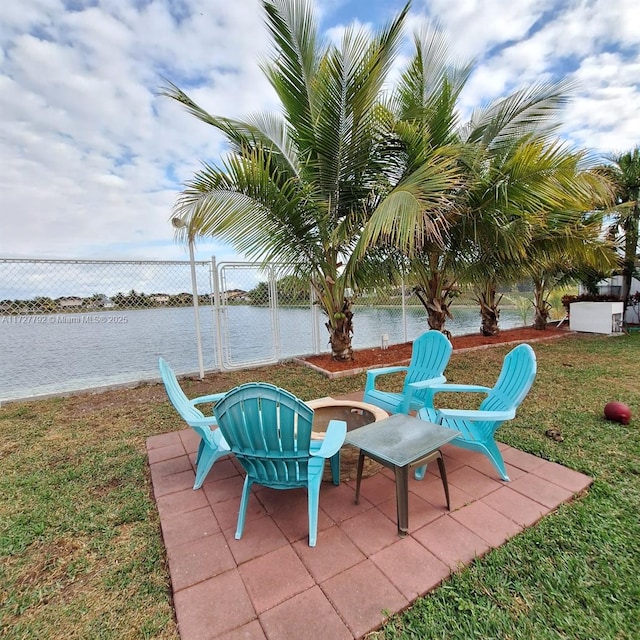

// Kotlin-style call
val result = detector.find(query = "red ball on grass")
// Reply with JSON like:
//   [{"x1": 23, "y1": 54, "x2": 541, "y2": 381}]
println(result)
[{"x1": 604, "y1": 401, "x2": 632, "y2": 425}]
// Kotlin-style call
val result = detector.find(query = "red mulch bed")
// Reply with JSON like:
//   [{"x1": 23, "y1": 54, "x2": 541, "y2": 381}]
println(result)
[{"x1": 300, "y1": 325, "x2": 570, "y2": 374}]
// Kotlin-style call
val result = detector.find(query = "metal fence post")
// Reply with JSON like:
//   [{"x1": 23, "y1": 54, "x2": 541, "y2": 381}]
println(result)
[
  {"x1": 211, "y1": 256, "x2": 225, "y2": 371},
  {"x1": 401, "y1": 277, "x2": 408, "y2": 343},
  {"x1": 188, "y1": 239, "x2": 205, "y2": 379},
  {"x1": 172, "y1": 217, "x2": 204, "y2": 379}
]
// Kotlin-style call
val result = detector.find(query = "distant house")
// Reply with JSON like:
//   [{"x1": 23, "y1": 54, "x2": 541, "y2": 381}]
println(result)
[
  {"x1": 223, "y1": 289, "x2": 249, "y2": 302},
  {"x1": 173, "y1": 293, "x2": 193, "y2": 305},
  {"x1": 57, "y1": 296, "x2": 83, "y2": 309},
  {"x1": 87, "y1": 294, "x2": 114, "y2": 309},
  {"x1": 151, "y1": 294, "x2": 170, "y2": 305}
]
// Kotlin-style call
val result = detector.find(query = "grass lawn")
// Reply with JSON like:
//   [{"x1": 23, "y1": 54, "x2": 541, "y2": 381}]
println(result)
[{"x1": 1, "y1": 332, "x2": 639, "y2": 639}]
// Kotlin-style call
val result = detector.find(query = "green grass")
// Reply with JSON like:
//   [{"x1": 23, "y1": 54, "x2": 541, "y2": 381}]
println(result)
[{"x1": 1, "y1": 333, "x2": 638, "y2": 639}]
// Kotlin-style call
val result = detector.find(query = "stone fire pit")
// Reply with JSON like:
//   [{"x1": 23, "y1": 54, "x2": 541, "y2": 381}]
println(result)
[{"x1": 306, "y1": 398, "x2": 388, "y2": 481}]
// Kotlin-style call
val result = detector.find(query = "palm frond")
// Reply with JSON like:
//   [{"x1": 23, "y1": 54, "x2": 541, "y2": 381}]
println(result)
[
  {"x1": 349, "y1": 151, "x2": 461, "y2": 263},
  {"x1": 395, "y1": 23, "x2": 474, "y2": 147},
  {"x1": 173, "y1": 148, "x2": 323, "y2": 267},
  {"x1": 159, "y1": 80, "x2": 260, "y2": 154},
  {"x1": 260, "y1": 0, "x2": 325, "y2": 150},
  {"x1": 461, "y1": 80, "x2": 574, "y2": 149}
]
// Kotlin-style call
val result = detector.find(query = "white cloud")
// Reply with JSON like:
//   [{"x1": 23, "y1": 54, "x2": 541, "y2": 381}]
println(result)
[
  {"x1": 415, "y1": 0, "x2": 555, "y2": 59},
  {"x1": 0, "y1": 0, "x2": 638, "y2": 266},
  {"x1": 564, "y1": 53, "x2": 640, "y2": 153},
  {"x1": 0, "y1": 0, "x2": 275, "y2": 262}
]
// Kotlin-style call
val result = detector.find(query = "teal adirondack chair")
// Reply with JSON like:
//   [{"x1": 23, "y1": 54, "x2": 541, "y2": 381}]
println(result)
[
  {"x1": 415, "y1": 343, "x2": 537, "y2": 481},
  {"x1": 213, "y1": 382, "x2": 347, "y2": 547},
  {"x1": 363, "y1": 330, "x2": 453, "y2": 414},
  {"x1": 158, "y1": 357, "x2": 230, "y2": 489}
]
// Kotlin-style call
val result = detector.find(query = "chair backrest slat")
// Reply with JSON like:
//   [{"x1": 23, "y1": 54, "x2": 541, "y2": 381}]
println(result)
[
  {"x1": 480, "y1": 344, "x2": 537, "y2": 413},
  {"x1": 214, "y1": 383, "x2": 314, "y2": 485},
  {"x1": 404, "y1": 331, "x2": 453, "y2": 393}
]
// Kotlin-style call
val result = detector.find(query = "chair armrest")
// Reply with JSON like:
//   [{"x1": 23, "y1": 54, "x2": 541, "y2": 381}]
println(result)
[
  {"x1": 367, "y1": 365, "x2": 408, "y2": 377},
  {"x1": 425, "y1": 383, "x2": 492, "y2": 394},
  {"x1": 191, "y1": 392, "x2": 226, "y2": 406},
  {"x1": 310, "y1": 420, "x2": 346, "y2": 459},
  {"x1": 419, "y1": 383, "x2": 493, "y2": 411},
  {"x1": 438, "y1": 408, "x2": 515, "y2": 422},
  {"x1": 365, "y1": 366, "x2": 408, "y2": 394},
  {"x1": 407, "y1": 375, "x2": 447, "y2": 391},
  {"x1": 187, "y1": 416, "x2": 230, "y2": 450},
  {"x1": 398, "y1": 375, "x2": 447, "y2": 413},
  {"x1": 188, "y1": 415, "x2": 219, "y2": 428}
]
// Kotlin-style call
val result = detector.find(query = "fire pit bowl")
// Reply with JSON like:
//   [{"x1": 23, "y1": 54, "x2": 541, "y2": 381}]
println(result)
[{"x1": 306, "y1": 398, "x2": 388, "y2": 480}]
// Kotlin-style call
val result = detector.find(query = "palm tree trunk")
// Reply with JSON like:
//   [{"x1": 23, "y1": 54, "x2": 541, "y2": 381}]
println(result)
[
  {"x1": 325, "y1": 299, "x2": 354, "y2": 361},
  {"x1": 620, "y1": 197, "x2": 639, "y2": 315},
  {"x1": 532, "y1": 278, "x2": 550, "y2": 330},
  {"x1": 533, "y1": 305, "x2": 550, "y2": 330},
  {"x1": 412, "y1": 270, "x2": 456, "y2": 337},
  {"x1": 413, "y1": 287, "x2": 449, "y2": 332},
  {"x1": 477, "y1": 282, "x2": 501, "y2": 336}
]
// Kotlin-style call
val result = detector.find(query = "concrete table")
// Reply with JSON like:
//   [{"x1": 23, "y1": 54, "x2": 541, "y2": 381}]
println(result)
[{"x1": 345, "y1": 413, "x2": 460, "y2": 536}]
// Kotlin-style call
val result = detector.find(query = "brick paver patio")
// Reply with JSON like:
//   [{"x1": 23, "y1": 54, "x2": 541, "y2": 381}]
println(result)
[{"x1": 147, "y1": 392, "x2": 592, "y2": 640}]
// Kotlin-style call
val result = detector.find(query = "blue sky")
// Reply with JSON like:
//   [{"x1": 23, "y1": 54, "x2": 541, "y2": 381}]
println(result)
[{"x1": 1, "y1": 0, "x2": 639, "y2": 263}]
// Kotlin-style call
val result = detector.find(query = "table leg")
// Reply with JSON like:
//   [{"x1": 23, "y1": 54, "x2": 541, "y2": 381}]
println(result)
[
  {"x1": 394, "y1": 465, "x2": 409, "y2": 536},
  {"x1": 354, "y1": 451, "x2": 365, "y2": 505},
  {"x1": 436, "y1": 453, "x2": 451, "y2": 510}
]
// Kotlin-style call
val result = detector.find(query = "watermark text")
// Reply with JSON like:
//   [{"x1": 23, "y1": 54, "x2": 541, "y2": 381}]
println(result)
[{"x1": 1, "y1": 314, "x2": 129, "y2": 325}]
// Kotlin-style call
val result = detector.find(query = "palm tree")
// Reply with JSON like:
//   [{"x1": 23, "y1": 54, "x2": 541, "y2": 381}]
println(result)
[
  {"x1": 462, "y1": 141, "x2": 617, "y2": 335},
  {"x1": 352, "y1": 22, "x2": 577, "y2": 336},
  {"x1": 599, "y1": 147, "x2": 640, "y2": 316},
  {"x1": 527, "y1": 219, "x2": 618, "y2": 330},
  {"x1": 161, "y1": 0, "x2": 459, "y2": 360},
  {"x1": 520, "y1": 159, "x2": 617, "y2": 329}
]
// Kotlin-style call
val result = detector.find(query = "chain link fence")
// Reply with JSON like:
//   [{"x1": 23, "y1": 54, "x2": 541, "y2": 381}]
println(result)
[
  {"x1": 0, "y1": 258, "x2": 218, "y2": 402},
  {"x1": 0, "y1": 258, "x2": 425, "y2": 403},
  {"x1": 2, "y1": 257, "x2": 529, "y2": 403}
]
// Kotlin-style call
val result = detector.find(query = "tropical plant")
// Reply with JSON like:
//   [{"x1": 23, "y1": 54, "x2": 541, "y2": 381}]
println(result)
[
  {"x1": 598, "y1": 146, "x2": 640, "y2": 315},
  {"x1": 509, "y1": 295, "x2": 533, "y2": 326},
  {"x1": 494, "y1": 149, "x2": 618, "y2": 330},
  {"x1": 162, "y1": 0, "x2": 460, "y2": 360},
  {"x1": 627, "y1": 291, "x2": 640, "y2": 325},
  {"x1": 351, "y1": 23, "x2": 581, "y2": 336},
  {"x1": 248, "y1": 275, "x2": 309, "y2": 306},
  {"x1": 527, "y1": 221, "x2": 617, "y2": 330}
]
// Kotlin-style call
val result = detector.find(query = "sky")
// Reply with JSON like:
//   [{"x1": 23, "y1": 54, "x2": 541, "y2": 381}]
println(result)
[{"x1": 1, "y1": 0, "x2": 639, "y2": 265}]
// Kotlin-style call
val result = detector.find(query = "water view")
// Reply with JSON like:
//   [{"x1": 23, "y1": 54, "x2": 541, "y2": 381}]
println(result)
[{"x1": 0, "y1": 304, "x2": 524, "y2": 402}]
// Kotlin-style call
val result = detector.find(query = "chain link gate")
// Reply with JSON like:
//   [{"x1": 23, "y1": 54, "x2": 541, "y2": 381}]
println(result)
[{"x1": 211, "y1": 260, "x2": 319, "y2": 370}]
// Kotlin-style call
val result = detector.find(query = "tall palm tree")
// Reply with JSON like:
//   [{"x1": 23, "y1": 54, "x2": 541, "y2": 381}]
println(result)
[
  {"x1": 599, "y1": 147, "x2": 640, "y2": 315},
  {"x1": 162, "y1": 0, "x2": 459, "y2": 360},
  {"x1": 352, "y1": 23, "x2": 576, "y2": 336}
]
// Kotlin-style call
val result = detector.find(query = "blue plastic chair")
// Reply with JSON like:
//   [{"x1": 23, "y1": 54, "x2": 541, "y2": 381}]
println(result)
[
  {"x1": 213, "y1": 382, "x2": 347, "y2": 547},
  {"x1": 158, "y1": 357, "x2": 230, "y2": 489},
  {"x1": 416, "y1": 343, "x2": 537, "y2": 481},
  {"x1": 363, "y1": 331, "x2": 453, "y2": 414}
]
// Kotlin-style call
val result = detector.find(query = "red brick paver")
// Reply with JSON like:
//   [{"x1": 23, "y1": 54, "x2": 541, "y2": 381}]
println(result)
[{"x1": 148, "y1": 393, "x2": 592, "y2": 640}]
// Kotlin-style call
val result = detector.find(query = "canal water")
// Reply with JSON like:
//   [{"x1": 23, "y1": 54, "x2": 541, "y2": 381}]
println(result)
[{"x1": 0, "y1": 305, "x2": 524, "y2": 402}]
